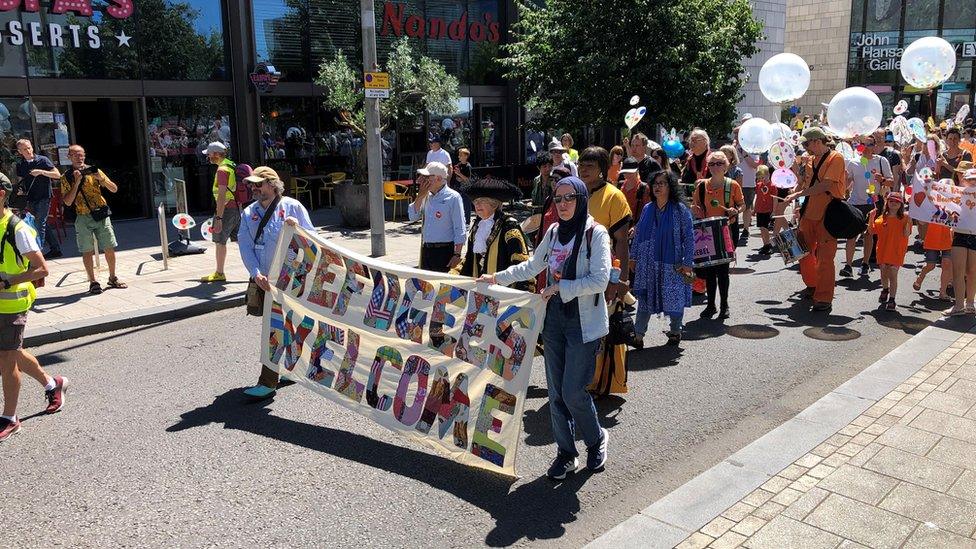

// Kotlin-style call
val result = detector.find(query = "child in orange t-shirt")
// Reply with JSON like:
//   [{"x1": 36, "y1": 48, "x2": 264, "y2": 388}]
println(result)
[
  {"x1": 914, "y1": 222, "x2": 953, "y2": 300},
  {"x1": 870, "y1": 192, "x2": 912, "y2": 310}
]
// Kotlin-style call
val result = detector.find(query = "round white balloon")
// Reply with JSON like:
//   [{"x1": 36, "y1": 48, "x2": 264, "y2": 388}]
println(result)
[
  {"x1": 758, "y1": 53, "x2": 811, "y2": 103},
  {"x1": 900, "y1": 36, "x2": 956, "y2": 90},
  {"x1": 826, "y1": 87, "x2": 883, "y2": 139},
  {"x1": 738, "y1": 118, "x2": 775, "y2": 154}
]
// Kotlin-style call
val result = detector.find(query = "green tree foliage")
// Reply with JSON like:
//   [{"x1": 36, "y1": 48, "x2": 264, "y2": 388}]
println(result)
[
  {"x1": 316, "y1": 37, "x2": 460, "y2": 135},
  {"x1": 503, "y1": 0, "x2": 763, "y2": 135}
]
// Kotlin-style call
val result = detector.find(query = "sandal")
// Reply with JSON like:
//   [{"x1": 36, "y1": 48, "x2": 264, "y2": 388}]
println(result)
[
  {"x1": 89, "y1": 281, "x2": 102, "y2": 295},
  {"x1": 945, "y1": 307, "x2": 967, "y2": 317},
  {"x1": 106, "y1": 276, "x2": 128, "y2": 289}
]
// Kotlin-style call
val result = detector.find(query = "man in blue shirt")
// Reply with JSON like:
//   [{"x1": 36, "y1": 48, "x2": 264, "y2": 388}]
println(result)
[
  {"x1": 15, "y1": 140, "x2": 63, "y2": 258},
  {"x1": 237, "y1": 166, "x2": 314, "y2": 400},
  {"x1": 408, "y1": 162, "x2": 466, "y2": 272}
]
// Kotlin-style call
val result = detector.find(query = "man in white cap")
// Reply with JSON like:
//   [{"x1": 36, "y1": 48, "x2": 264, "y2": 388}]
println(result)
[
  {"x1": 201, "y1": 142, "x2": 240, "y2": 283},
  {"x1": 409, "y1": 162, "x2": 466, "y2": 272},
  {"x1": 548, "y1": 138, "x2": 579, "y2": 177}
]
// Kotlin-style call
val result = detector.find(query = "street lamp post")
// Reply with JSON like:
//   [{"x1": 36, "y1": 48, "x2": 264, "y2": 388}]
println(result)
[{"x1": 360, "y1": 0, "x2": 386, "y2": 257}]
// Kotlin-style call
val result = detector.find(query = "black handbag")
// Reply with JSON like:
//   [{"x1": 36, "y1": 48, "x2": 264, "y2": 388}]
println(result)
[
  {"x1": 824, "y1": 198, "x2": 867, "y2": 239},
  {"x1": 78, "y1": 185, "x2": 111, "y2": 221},
  {"x1": 608, "y1": 302, "x2": 641, "y2": 347}
]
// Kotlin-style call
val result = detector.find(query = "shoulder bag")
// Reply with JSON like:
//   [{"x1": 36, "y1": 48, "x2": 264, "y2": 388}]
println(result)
[
  {"x1": 78, "y1": 180, "x2": 112, "y2": 222},
  {"x1": 246, "y1": 196, "x2": 281, "y2": 316}
]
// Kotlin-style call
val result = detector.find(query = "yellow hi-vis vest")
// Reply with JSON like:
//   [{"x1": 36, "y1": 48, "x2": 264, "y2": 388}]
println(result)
[
  {"x1": 213, "y1": 157, "x2": 238, "y2": 205},
  {"x1": 0, "y1": 212, "x2": 36, "y2": 314}
]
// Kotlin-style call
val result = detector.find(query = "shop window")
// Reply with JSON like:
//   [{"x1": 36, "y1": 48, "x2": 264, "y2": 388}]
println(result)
[
  {"x1": 140, "y1": 0, "x2": 229, "y2": 80},
  {"x1": 0, "y1": 98, "x2": 35, "y2": 186},
  {"x1": 253, "y1": 0, "x2": 309, "y2": 81},
  {"x1": 850, "y1": 0, "x2": 866, "y2": 34},
  {"x1": 309, "y1": 0, "x2": 360, "y2": 73},
  {"x1": 0, "y1": 11, "x2": 26, "y2": 77},
  {"x1": 22, "y1": 1, "x2": 140, "y2": 79},
  {"x1": 942, "y1": 0, "x2": 976, "y2": 29},
  {"x1": 259, "y1": 97, "x2": 353, "y2": 181},
  {"x1": 903, "y1": 0, "x2": 939, "y2": 31},
  {"x1": 147, "y1": 97, "x2": 233, "y2": 213},
  {"x1": 864, "y1": 0, "x2": 901, "y2": 32}
]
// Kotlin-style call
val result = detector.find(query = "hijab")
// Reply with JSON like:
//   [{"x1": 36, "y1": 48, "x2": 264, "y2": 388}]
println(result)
[{"x1": 553, "y1": 176, "x2": 590, "y2": 282}]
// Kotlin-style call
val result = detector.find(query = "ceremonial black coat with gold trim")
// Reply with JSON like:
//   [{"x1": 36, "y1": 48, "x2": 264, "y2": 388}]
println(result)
[{"x1": 452, "y1": 211, "x2": 535, "y2": 292}]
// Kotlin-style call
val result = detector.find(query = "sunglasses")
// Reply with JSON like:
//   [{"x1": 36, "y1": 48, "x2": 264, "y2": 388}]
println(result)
[
  {"x1": 553, "y1": 193, "x2": 580, "y2": 204},
  {"x1": 707, "y1": 161, "x2": 727, "y2": 167},
  {"x1": 651, "y1": 180, "x2": 668, "y2": 187},
  {"x1": 250, "y1": 178, "x2": 268, "y2": 188}
]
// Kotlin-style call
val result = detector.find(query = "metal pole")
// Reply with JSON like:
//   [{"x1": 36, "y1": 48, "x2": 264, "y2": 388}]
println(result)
[{"x1": 361, "y1": 0, "x2": 386, "y2": 257}]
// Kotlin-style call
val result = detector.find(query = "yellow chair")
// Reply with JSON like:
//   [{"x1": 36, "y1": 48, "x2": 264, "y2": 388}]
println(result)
[
  {"x1": 384, "y1": 181, "x2": 411, "y2": 220},
  {"x1": 319, "y1": 171, "x2": 346, "y2": 208},
  {"x1": 290, "y1": 177, "x2": 314, "y2": 209}
]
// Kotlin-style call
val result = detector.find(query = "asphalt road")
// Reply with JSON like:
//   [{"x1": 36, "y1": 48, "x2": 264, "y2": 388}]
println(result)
[{"x1": 5, "y1": 233, "x2": 974, "y2": 548}]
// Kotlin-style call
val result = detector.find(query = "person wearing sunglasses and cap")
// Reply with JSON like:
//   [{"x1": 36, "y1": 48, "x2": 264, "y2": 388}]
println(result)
[
  {"x1": 236, "y1": 166, "x2": 314, "y2": 400},
  {"x1": 786, "y1": 127, "x2": 847, "y2": 312},
  {"x1": 409, "y1": 161, "x2": 466, "y2": 273}
]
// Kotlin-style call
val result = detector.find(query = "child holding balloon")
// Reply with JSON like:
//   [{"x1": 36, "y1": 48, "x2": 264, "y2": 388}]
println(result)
[{"x1": 871, "y1": 192, "x2": 912, "y2": 311}]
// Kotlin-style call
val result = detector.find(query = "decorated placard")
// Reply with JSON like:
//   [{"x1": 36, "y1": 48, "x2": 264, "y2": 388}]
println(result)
[
  {"x1": 261, "y1": 225, "x2": 545, "y2": 476},
  {"x1": 908, "y1": 178, "x2": 976, "y2": 231}
]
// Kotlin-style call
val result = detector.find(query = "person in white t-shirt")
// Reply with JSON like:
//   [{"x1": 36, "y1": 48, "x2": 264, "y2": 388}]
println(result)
[
  {"x1": 841, "y1": 137, "x2": 892, "y2": 278},
  {"x1": 425, "y1": 137, "x2": 452, "y2": 172}
]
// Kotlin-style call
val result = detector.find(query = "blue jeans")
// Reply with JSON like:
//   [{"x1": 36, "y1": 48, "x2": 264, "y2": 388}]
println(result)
[
  {"x1": 26, "y1": 198, "x2": 60, "y2": 253},
  {"x1": 636, "y1": 308, "x2": 683, "y2": 335},
  {"x1": 542, "y1": 299, "x2": 602, "y2": 457}
]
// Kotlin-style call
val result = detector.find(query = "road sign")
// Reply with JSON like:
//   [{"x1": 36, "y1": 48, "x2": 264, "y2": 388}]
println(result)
[
  {"x1": 364, "y1": 72, "x2": 389, "y2": 89},
  {"x1": 365, "y1": 89, "x2": 390, "y2": 99}
]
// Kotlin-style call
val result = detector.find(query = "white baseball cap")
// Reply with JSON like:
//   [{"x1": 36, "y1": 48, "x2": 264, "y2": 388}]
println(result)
[
  {"x1": 206, "y1": 142, "x2": 227, "y2": 155},
  {"x1": 417, "y1": 162, "x2": 449, "y2": 178}
]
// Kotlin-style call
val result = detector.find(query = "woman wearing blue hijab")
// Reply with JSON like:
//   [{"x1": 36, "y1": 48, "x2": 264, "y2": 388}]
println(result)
[
  {"x1": 480, "y1": 177, "x2": 612, "y2": 480},
  {"x1": 631, "y1": 170, "x2": 695, "y2": 346}
]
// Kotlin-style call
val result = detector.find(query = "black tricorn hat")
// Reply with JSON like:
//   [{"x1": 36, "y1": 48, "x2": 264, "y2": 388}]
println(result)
[{"x1": 463, "y1": 176, "x2": 523, "y2": 202}]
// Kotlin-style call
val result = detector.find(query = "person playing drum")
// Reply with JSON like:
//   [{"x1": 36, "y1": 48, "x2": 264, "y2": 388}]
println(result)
[{"x1": 691, "y1": 151, "x2": 745, "y2": 319}]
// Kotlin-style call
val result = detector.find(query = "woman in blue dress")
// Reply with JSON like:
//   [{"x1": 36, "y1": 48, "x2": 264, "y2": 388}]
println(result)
[{"x1": 631, "y1": 170, "x2": 695, "y2": 346}]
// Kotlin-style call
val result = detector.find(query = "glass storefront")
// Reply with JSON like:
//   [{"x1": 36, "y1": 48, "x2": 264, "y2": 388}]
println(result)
[
  {"x1": 253, "y1": 0, "x2": 504, "y2": 85},
  {"x1": 1, "y1": 0, "x2": 228, "y2": 80},
  {"x1": 148, "y1": 97, "x2": 234, "y2": 213},
  {"x1": 849, "y1": 0, "x2": 976, "y2": 120}
]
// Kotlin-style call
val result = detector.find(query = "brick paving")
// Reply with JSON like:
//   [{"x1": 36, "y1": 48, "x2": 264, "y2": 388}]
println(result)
[{"x1": 677, "y1": 333, "x2": 976, "y2": 549}]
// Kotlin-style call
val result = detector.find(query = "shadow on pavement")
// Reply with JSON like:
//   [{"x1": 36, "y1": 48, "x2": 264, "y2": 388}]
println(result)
[
  {"x1": 168, "y1": 389, "x2": 594, "y2": 547},
  {"x1": 681, "y1": 318, "x2": 728, "y2": 340},
  {"x1": 627, "y1": 344, "x2": 682, "y2": 370},
  {"x1": 764, "y1": 299, "x2": 859, "y2": 329}
]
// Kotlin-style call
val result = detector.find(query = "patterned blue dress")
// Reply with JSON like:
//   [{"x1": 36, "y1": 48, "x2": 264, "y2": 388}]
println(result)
[{"x1": 631, "y1": 201, "x2": 695, "y2": 317}]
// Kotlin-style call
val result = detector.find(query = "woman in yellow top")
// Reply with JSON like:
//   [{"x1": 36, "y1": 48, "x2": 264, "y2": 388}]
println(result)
[
  {"x1": 561, "y1": 133, "x2": 580, "y2": 163},
  {"x1": 691, "y1": 151, "x2": 745, "y2": 320}
]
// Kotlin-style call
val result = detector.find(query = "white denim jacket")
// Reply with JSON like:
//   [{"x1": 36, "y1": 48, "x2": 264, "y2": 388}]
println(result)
[{"x1": 494, "y1": 217, "x2": 611, "y2": 343}]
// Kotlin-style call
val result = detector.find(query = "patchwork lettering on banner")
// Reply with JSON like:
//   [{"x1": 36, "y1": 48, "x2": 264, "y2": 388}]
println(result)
[{"x1": 260, "y1": 225, "x2": 545, "y2": 476}]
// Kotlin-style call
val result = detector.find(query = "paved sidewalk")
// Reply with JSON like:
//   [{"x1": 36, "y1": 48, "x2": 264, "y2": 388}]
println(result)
[
  {"x1": 26, "y1": 208, "x2": 423, "y2": 346},
  {"x1": 591, "y1": 325, "x2": 976, "y2": 549}
]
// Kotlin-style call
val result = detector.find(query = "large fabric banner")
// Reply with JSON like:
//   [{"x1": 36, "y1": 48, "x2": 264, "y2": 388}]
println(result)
[
  {"x1": 908, "y1": 178, "x2": 976, "y2": 231},
  {"x1": 261, "y1": 225, "x2": 545, "y2": 476}
]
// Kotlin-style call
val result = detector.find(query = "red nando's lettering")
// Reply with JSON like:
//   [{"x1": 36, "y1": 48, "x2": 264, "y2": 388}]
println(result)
[
  {"x1": 381, "y1": 2, "x2": 500, "y2": 44},
  {"x1": 0, "y1": 0, "x2": 134, "y2": 19}
]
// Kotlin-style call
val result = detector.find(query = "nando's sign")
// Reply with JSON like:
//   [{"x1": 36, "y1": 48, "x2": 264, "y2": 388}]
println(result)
[
  {"x1": 380, "y1": 2, "x2": 501, "y2": 44},
  {"x1": 0, "y1": 0, "x2": 135, "y2": 50}
]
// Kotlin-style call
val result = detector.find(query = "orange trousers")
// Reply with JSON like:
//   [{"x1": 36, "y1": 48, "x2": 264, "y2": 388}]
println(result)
[{"x1": 798, "y1": 217, "x2": 838, "y2": 303}]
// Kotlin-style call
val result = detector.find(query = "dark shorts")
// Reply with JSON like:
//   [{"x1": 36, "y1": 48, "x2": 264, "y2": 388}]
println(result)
[
  {"x1": 756, "y1": 212, "x2": 772, "y2": 229},
  {"x1": 213, "y1": 207, "x2": 240, "y2": 245},
  {"x1": 0, "y1": 312, "x2": 27, "y2": 351},
  {"x1": 953, "y1": 233, "x2": 976, "y2": 251},
  {"x1": 925, "y1": 249, "x2": 949, "y2": 263},
  {"x1": 742, "y1": 187, "x2": 756, "y2": 209}
]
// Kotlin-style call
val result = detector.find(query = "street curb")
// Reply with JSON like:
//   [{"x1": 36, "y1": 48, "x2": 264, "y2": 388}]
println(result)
[
  {"x1": 24, "y1": 292, "x2": 246, "y2": 348},
  {"x1": 586, "y1": 321, "x2": 976, "y2": 549}
]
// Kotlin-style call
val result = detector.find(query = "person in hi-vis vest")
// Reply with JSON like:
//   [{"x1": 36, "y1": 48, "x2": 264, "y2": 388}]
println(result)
[
  {"x1": 201, "y1": 142, "x2": 241, "y2": 282},
  {"x1": 0, "y1": 173, "x2": 67, "y2": 443}
]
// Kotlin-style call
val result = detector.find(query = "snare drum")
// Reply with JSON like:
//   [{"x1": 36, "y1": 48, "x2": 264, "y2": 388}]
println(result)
[
  {"x1": 771, "y1": 227, "x2": 809, "y2": 265},
  {"x1": 693, "y1": 216, "x2": 735, "y2": 267}
]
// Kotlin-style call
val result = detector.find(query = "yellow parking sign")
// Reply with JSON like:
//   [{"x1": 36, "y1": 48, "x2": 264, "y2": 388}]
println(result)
[{"x1": 364, "y1": 72, "x2": 389, "y2": 89}]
